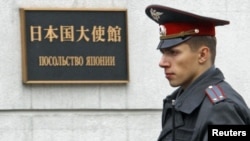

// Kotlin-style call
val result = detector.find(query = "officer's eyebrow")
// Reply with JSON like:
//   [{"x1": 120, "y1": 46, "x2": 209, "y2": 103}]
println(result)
[{"x1": 160, "y1": 47, "x2": 175, "y2": 53}]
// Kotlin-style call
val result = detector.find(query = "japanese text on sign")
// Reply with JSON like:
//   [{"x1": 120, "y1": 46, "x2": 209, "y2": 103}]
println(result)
[{"x1": 30, "y1": 25, "x2": 122, "y2": 42}]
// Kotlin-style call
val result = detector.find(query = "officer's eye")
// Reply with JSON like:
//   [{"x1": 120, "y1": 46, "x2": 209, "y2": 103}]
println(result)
[{"x1": 169, "y1": 49, "x2": 179, "y2": 56}]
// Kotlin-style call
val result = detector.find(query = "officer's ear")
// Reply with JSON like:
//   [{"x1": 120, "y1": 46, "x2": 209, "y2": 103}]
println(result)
[{"x1": 198, "y1": 46, "x2": 210, "y2": 64}]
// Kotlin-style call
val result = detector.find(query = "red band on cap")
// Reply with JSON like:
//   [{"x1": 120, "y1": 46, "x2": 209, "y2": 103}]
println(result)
[{"x1": 163, "y1": 22, "x2": 215, "y2": 37}]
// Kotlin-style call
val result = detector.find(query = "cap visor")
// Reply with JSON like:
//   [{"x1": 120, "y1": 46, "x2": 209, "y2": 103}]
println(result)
[{"x1": 157, "y1": 36, "x2": 192, "y2": 49}]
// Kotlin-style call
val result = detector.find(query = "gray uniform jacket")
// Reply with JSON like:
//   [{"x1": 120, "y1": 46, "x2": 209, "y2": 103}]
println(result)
[{"x1": 158, "y1": 67, "x2": 250, "y2": 141}]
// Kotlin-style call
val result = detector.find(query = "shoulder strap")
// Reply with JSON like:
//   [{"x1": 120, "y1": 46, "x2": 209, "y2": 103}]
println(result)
[{"x1": 205, "y1": 85, "x2": 226, "y2": 104}]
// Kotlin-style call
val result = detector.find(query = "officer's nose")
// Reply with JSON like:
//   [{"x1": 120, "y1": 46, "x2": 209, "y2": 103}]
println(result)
[{"x1": 159, "y1": 54, "x2": 171, "y2": 68}]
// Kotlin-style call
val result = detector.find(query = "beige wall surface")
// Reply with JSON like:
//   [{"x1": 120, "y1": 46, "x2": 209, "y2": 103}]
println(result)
[{"x1": 0, "y1": 0, "x2": 250, "y2": 140}]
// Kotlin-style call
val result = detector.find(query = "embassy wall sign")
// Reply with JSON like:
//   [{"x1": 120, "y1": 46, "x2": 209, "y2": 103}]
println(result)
[{"x1": 20, "y1": 8, "x2": 129, "y2": 84}]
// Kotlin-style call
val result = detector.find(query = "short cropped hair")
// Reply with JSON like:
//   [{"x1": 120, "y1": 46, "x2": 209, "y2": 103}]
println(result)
[{"x1": 185, "y1": 36, "x2": 217, "y2": 64}]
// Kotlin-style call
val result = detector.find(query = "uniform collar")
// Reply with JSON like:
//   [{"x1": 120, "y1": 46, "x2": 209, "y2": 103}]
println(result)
[{"x1": 172, "y1": 66, "x2": 224, "y2": 114}]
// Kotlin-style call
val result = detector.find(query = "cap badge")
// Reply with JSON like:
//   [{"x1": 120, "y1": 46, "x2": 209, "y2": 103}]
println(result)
[
  {"x1": 150, "y1": 8, "x2": 163, "y2": 21},
  {"x1": 159, "y1": 25, "x2": 167, "y2": 36}
]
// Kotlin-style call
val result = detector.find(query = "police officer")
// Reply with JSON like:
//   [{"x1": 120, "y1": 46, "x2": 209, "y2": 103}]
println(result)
[{"x1": 145, "y1": 4, "x2": 250, "y2": 141}]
